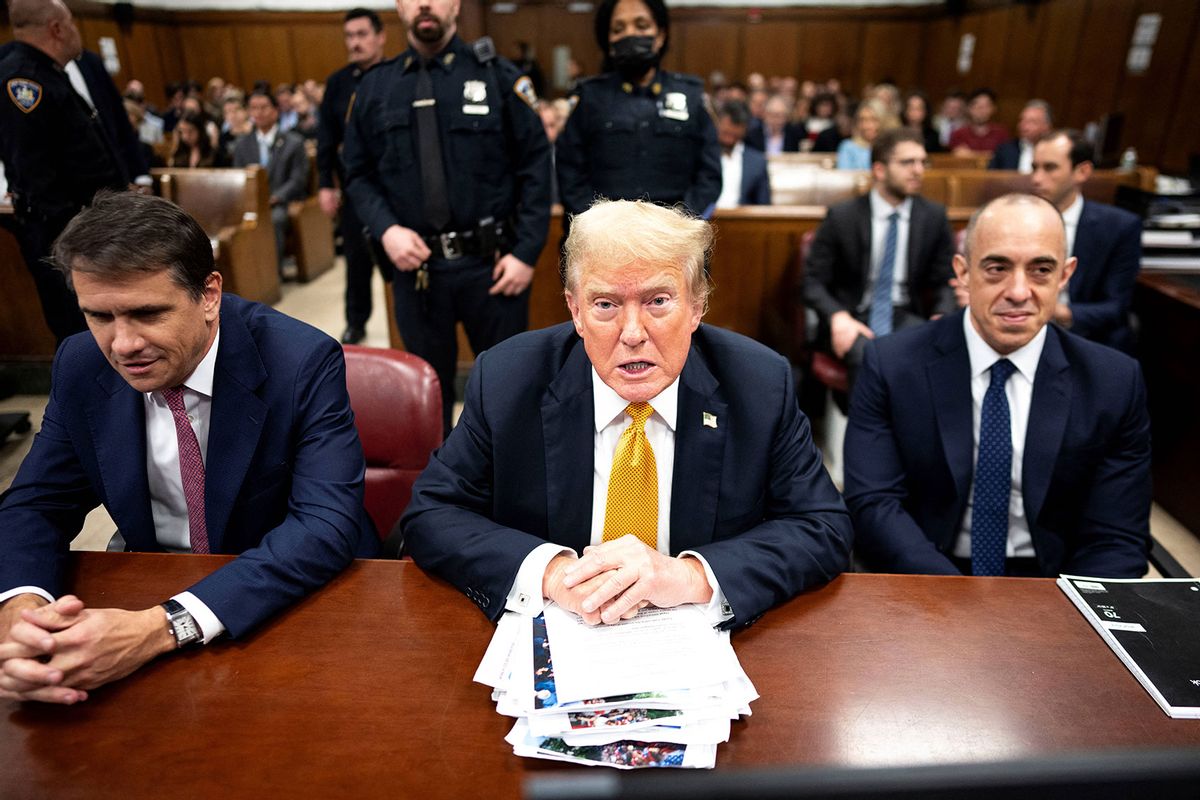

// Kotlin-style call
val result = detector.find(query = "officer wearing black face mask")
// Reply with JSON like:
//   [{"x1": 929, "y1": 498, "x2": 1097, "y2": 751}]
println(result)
[{"x1": 556, "y1": 0, "x2": 721, "y2": 224}]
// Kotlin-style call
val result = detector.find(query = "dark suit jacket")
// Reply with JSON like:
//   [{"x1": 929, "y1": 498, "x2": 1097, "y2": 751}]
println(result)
[
  {"x1": 1070, "y1": 200, "x2": 1142, "y2": 353},
  {"x1": 737, "y1": 145, "x2": 771, "y2": 205},
  {"x1": 232, "y1": 129, "x2": 310, "y2": 205},
  {"x1": 75, "y1": 50, "x2": 148, "y2": 178},
  {"x1": 843, "y1": 311, "x2": 1151, "y2": 578},
  {"x1": 988, "y1": 138, "x2": 1022, "y2": 170},
  {"x1": 745, "y1": 121, "x2": 804, "y2": 153},
  {"x1": 402, "y1": 323, "x2": 853, "y2": 628},
  {"x1": 802, "y1": 193, "x2": 957, "y2": 334},
  {"x1": 0, "y1": 295, "x2": 378, "y2": 637}
]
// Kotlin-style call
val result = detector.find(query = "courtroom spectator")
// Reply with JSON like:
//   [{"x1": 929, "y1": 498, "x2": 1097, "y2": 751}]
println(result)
[
  {"x1": 844, "y1": 193, "x2": 1150, "y2": 578},
  {"x1": 0, "y1": 192, "x2": 377, "y2": 705},
  {"x1": 748, "y1": 87, "x2": 768, "y2": 120},
  {"x1": 539, "y1": 101, "x2": 564, "y2": 205},
  {"x1": 168, "y1": 110, "x2": 224, "y2": 168},
  {"x1": 803, "y1": 92, "x2": 838, "y2": 149},
  {"x1": 901, "y1": 91, "x2": 943, "y2": 154},
  {"x1": 512, "y1": 40, "x2": 547, "y2": 98},
  {"x1": 123, "y1": 99, "x2": 162, "y2": 169},
  {"x1": 746, "y1": 94, "x2": 802, "y2": 154},
  {"x1": 1029, "y1": 129, "x2": 1142, "y2": 353},
  {"x1": 233, "y1": 90, "x2": 310, "y2": 275},
  {"x1": 804, "y1": 127, "x2": 956, "y2": 391},
  {"x1": 402, "y1": 200, "x2": 852, "y2": 628},
  {"x1": 989, "y1": 99, "x2": 1052, "y2": 172},
  {"x1": 161, "y1": 81, "x2": 185, "y2": 132},
  {"x1": 122, "y1": 80, "x2": 164, "y2": 146},
  {"x1": 275, "y1": 83, "x2": 299, "y2": 132},
  {"x1": 746, "y1": 71, "x2": 766, "y2": 91},
  {"x1": 933, "y1": 91, "x2": 966, "y2": 147},
  {"x1": 714, "y1": 100, "x2": 770, "y2": 209},
  {"x1": 290, "y1": 91, "x2": 319, "y2": 140},
  {"x1": 812, "y1": 104, "x2": 851, "y2": 153},
  {"x1": 204, "y1": 76, "x2": 225, "y2": 119},
  {"x1": 871, "y1": 82, "x2": 902, "y2": 121},
  {"x1": 949, "y1": 88, "x2": 1008, "y2": 155},
  {"x1": 181, "y1": 95, "x2": 220, "y2": 150},
  {"x1": 836, "y1": 99, "x2": 889, "y2": 169},
  {"x1": 218, "y1": 94, "x2": 252, "y2": 164}
]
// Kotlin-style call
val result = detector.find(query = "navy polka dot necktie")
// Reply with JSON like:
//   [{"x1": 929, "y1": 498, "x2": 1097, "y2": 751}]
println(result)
[{"x1": 971, "y1": 358, "x2": 1016, "y2": 576}]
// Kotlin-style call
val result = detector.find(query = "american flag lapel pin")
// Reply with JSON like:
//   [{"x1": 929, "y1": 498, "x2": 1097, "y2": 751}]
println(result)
[{"x1": 702, "y1": 412, "x2": 718, "y2": 429}]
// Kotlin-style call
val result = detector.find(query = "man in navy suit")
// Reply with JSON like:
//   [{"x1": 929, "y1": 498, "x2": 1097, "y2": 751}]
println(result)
[
  {"x1": 744, "y1": 94, "x2": 803, "y2": 155},
  {"x1": 403, "y1": 200, "x2": 851, "y2": 628},
  {"x1": 844, "y1": 193, "x2": 1150, "y2": 578},
  {"x1": 988, "y1": 99, "x2": 1052, "y2": 173},
  {"x1": 1031, "y1": 129, "x2": 1141, "y2": 353},
  {"x1": 713, "y1": 100, "x2": 771, "y2": 209},
  {"x1": 802, "y1": 127, "x2": 956, "y2": 384},
  {"x1": 0, "y1": 193, "x2": 376, "y2": 704}
]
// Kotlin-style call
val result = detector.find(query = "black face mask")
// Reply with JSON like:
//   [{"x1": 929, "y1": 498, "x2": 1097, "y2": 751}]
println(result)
[{"x1": 609, "y1": 35, "x2": 660, "y2": 80}]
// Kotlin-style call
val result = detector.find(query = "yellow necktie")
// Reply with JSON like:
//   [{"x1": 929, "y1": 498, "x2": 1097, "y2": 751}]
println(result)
[{"x1": 602, "y1": 402, "x2": 658, "y2": 549}]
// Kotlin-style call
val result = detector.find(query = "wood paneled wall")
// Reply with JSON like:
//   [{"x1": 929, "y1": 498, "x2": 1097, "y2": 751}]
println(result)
[{"x1": 5, "y1": 0, "x2": 1196, "y2": 171}]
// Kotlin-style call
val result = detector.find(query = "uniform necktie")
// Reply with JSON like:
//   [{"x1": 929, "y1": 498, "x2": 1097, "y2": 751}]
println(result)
[
  {"x1": 258, "y1": 136, "x2": 270, "y2": 168},
  {"x1": 602, "y1": 403, "x2": 658, "y2": 549},
  {"x1": 414, "y1": 59, "x2": 451, "y2": 233},
  {"x1": 869, "y1": 211, "x2": 900, "y2": 336},
  {"x1": 161, "y1": 387, "x2": 209, "y2": 555},
  {"x1": 971, "y1": 359, "x2": 1016, "y2": 576}
]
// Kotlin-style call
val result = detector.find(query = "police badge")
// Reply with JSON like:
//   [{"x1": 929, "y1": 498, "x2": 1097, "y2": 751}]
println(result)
[
  {"x1": 659, "y1": 91, "x2": 689, "y2": 121},
  {"x1": 7, "y1": 78, "x2": 43, "y2": 114},
  {"x1": 462, "y1": 79, "x2": 489, "y2": 115}
]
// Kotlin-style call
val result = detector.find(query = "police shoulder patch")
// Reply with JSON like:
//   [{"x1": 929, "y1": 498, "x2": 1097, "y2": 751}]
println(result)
[
  {"x1": 513, "y1": 75, "x2": 538, "y2": 110},
  {"x1": 6, "y1": 78, "x2": 43, "y2": 113}
]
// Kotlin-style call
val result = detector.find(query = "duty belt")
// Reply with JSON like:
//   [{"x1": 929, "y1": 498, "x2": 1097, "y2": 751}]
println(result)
[{"x1": 421, "y1": 220, "x2": 512, "y2": 261}]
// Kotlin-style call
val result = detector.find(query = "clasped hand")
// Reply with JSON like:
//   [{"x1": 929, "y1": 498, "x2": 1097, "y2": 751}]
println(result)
[
  {"x1": 543, "y1": 535, "x2": 713, "y2": 626},
  {"x1": 0, "y1": 595, "x2": 175, "y2": 705}
]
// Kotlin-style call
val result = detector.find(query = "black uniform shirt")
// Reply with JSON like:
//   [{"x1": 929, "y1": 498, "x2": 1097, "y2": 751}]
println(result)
[
  {"x1": 555, "y1": 69, "x2": 722, "y2": 217},
  {"x1": 317, "y1": 60, "x2": 374, "y2": 190},
  {"x1": 0, "y1": 41, "x2": 127, "y2": 221},
  {"x1": 343, "y1": 35, "x2": 551, "y2": 266}
]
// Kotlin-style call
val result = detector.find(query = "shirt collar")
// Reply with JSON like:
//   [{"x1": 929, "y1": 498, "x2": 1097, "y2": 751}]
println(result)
[
  {"x1": 962, "y1": 309, "x2": 1046, "y2": 384},
  {"x1": 256, "y1": 125, "x2": 278, "y2": 144},
  {"x1": 591, "y1": 367, "x2": 680, "y2": 433},
  {"x1": 402, "y1": 36, "x2": 462, "y2": 74},
  {"x1": 149, "y1": 328, "x2": 220, "y2": 400},
  {"x1": 870, "y1": 188, "x2": 912, "y2": 221},
  {"x1": 724, "y1": 141, "x2": 744, "y2": 160},
  {"x1": 1061, "y1": 193, "x2": 1084, "y2": 227}
]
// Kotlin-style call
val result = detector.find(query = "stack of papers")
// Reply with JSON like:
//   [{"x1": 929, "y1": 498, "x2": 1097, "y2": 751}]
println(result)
[{"x1": 474, "y1": 603, "x2": 757, "y2": 769}]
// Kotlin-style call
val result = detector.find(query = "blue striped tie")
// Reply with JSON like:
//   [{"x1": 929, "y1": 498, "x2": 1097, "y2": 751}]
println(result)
[
  {"x1": 869, "y1": 211, "x2": 899, "y2": 336},
  {"x1": 971, "y1": 358, "x2": 1016, "y2": 576}
]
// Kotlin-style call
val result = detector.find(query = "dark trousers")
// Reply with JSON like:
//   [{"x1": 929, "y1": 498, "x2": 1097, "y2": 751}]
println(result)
[
  {"x1": 390, "y1": 256, "x2": 529, "y2": 435},
  {"x1": 270, "y1": 203, "x2": 289, "y2": 270},
  {"x1": 340, "y1": 198, "x2": 374, "y2": 329},
  {"x1": 12, "y1": 214, "x2": 87, "y2": 345}
]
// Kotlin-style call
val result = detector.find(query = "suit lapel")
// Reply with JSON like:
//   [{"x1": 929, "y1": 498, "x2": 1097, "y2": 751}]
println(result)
[
  {"x1": 86, "y1": 366, "x2": 157, "y2": 548},
  {"x1": 855, "y1": 194, "x2": 873, "y2": 282},
  {"x1": 541, "y1": 339, "x2": 595, "y2": 553},
  {"x1": 1069, "y1": 201, "x2": 1097, "y2": 302},
  {"x1": 906, "y1": 198, "x2": 924, "y2": 291},
  {"x1": 203, "y1": 304, "x2": 268, "y2": 552},
  {"x1": 669, "y1": 338, "x2": 727, "y2": 554},
  {"x1": 1023, "y1": 327, "x2": 1071, "y2": 528},
  {"x1": 927, "y1": 314, "x2": 974, "y2": 505}
]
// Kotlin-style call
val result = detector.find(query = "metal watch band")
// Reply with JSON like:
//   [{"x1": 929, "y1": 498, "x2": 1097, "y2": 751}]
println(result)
[{"x1": 161, "y1": 599, "x2": 203, "y2": 648}]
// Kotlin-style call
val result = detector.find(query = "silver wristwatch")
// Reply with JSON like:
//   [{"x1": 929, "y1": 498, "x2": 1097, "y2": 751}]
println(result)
[{"x1": 162, "y1": 599, "x2": 203, "y2": 648}]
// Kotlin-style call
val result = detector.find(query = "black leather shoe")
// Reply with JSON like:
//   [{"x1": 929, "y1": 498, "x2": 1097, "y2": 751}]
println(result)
[{"x1": 340, "y1": 325, "x2": 366, "y2": 345}]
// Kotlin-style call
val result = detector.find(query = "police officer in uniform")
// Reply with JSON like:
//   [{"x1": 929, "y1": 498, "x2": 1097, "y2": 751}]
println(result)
[
  {"x1": 556, "y1": 0, "x2": 721, "y2": 220},
  {"x1": 344, "y1": 0, "x2": 551, "y2": 434},
  {"x1": 0, "y1": 0, "x2": 129, "y2": 344},
  {"x1": 317, "y1": 7, "x2": 388, "y2": 346}
]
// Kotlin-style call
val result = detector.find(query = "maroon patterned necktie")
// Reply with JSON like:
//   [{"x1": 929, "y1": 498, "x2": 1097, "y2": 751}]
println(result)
[{"x1": 161, "y1": 387, "x2": 209, "y2": 554}]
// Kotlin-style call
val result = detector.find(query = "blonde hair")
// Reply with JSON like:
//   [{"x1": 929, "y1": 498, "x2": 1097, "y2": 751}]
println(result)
[{"x1": 563, "y1": 200, "x2": 713, "y2": 312}]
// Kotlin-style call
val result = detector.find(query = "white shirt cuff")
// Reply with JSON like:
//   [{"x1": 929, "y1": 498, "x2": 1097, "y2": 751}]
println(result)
[
  {"x1": 679, "y1": 551, "x2": 735, "y2": 626},
  {"x1": 172, "y1": 591, "x2": 226, "y2": 645},
  {"x1": 505, "y1": 543, "x2": 575, "y2": 616},
  {"x1": 0, "y1": 586, "x2": 55, "y2": 606}
]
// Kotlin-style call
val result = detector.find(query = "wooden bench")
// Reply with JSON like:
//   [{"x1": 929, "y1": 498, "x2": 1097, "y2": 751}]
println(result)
[
  {"x1": 936, "y1": 167, "x2": 1157, "y2": 207},
  {"x1": 153, "y1": 166, "x2": 281, "y2": 305},
  {"x1": 0, "y1": 210, "x2": 57, "y2": 360}
]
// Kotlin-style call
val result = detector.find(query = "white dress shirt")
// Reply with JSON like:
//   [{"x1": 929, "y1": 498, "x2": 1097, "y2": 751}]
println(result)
[
  {"x1": 0, "y1": 332, "x2": 225, "y2": 643},
  {"x1": 1017, "y1": 139, "x2": 1034, "y2": 173},
  {"x1": 953, "y1": 312, "x2": 1048, "y2": 560},
  {"x1": 717, "y1": 142, "x2": 744, "y2": 210},
  {"x1": 64, "y1": 60, "x2": 95, "y2": 110},
  {"x1": 1058, "y1": 193, "x2": 1084, "y2": 306},
  {"x1": 505, "y1": 369, "x2": 733, "y2": 625},
  {"x1": 860, "y1": 189, "x2": 913, "y2": 313}
]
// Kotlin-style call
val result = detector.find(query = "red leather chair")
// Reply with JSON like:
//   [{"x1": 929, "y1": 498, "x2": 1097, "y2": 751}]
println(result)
[
  {"x1": 798, "y1": 230, "x2": 850, "y2": 395},
  {"x1": 342, "y1": 346, "x2": 442, "y2": 547}
]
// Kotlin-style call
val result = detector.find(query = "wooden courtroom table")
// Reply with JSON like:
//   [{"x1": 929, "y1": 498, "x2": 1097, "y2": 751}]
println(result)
[
  {"x1": 3, "y1": 554, "x2": 1197, "y2": 799},
  {"x1": 1135, "y1": 270, "x2": 1200, "y2": 536}
]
